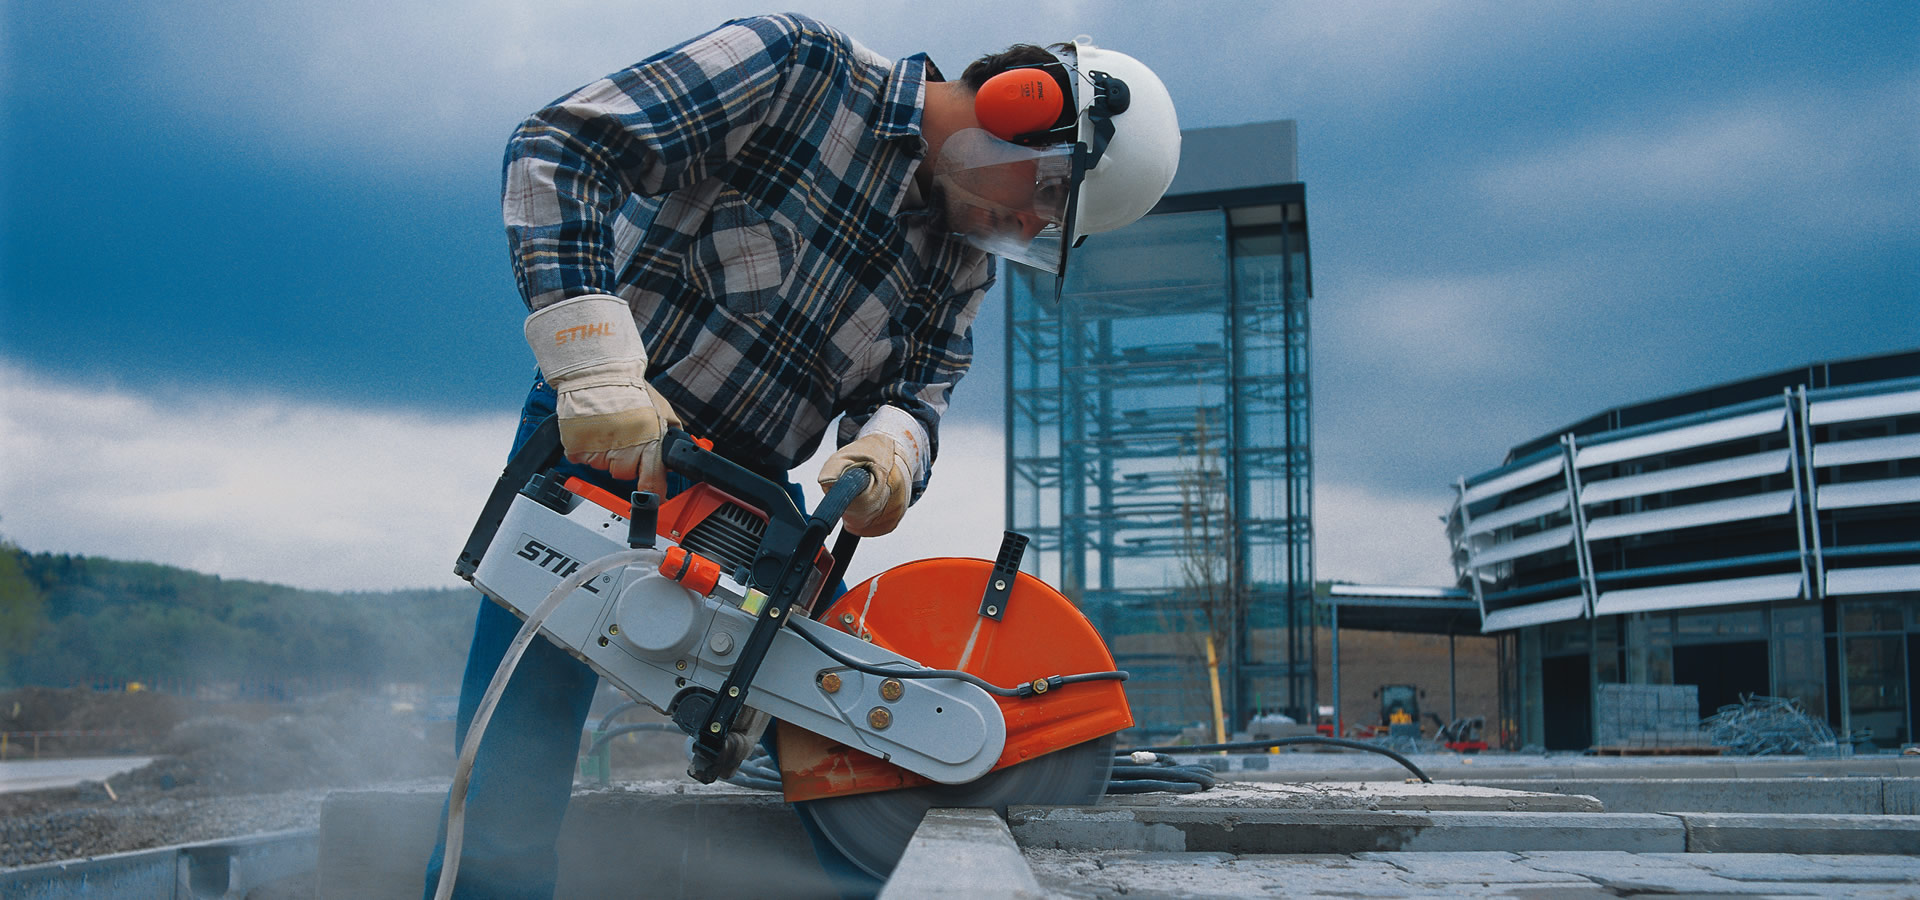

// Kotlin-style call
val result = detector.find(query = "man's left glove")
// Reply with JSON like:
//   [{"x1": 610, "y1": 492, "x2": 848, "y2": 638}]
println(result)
[
  {"x1": 524, "y1": 294, "x2": 682, "y2": 495},
  {"x1": 817, "y1": 407, "x2": 929, "y2": 538}
]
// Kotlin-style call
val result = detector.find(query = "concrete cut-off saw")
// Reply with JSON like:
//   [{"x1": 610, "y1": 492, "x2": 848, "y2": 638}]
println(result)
[{"x1": 446, "y1": 418, "x2": 1131, "y2": 882}]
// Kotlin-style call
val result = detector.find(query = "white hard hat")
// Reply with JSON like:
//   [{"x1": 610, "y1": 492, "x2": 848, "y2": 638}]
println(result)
[
  {"x1": 942, "y1": 38, "x2": 1181, "y2": 283},
  {"x1": 1062, "y1": 38, "x2": 1182, "y2": 237}
]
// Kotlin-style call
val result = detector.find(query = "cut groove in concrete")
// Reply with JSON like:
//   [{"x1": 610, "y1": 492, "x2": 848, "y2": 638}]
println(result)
[{"x1": 879, "y1": 808, "x2": 1044, "y2": 900}]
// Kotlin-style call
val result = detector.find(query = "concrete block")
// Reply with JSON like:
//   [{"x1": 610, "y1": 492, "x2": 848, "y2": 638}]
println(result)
[
  {"x1": 879, "y1": 809, "x2": 1042, "y2": 900},
  {"x1": 1888, "y1": 778, "x2": 1920, "y2": 815},
  {"x1": 1007, "y1": 807, "x2": 1686, "y2": 855},
  {"x1": 1674, "y1": 812, "x2": 1920, "y2": 855},
  {"x1": 319, "y1": 783, "x2": 831, "y2": 900},
  {"x1": 318, "y1": 789, "x2": 443, "y2": 900},
  {"x1": 1457, "y1": 777, "x2": 1891, "y2": 815}
]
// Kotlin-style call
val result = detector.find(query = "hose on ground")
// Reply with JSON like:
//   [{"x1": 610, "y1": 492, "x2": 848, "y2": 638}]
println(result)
[
  {"x1": 585, "y1": 721, "x2": 680, "y2": 760},
  {"x1": 1124, "y1": 736, "x2": 1434, "y2": 784},
  {"x1": 1107, "y1": 751, "x2": 1218, "y2": 794}
]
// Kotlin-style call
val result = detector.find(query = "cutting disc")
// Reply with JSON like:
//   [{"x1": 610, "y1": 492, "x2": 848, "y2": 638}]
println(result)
[{"x1": 799, "y1": 733, "x2": 1116, "y2": 880}]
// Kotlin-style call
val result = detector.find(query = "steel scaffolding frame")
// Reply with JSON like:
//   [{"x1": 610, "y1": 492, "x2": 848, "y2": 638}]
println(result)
[{"x1": 1005, "y1": 184, "x2": 1314, "y2": 736}]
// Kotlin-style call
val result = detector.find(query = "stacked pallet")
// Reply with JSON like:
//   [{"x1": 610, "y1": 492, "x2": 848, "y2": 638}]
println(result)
[{"x1": 1594, "y1": 684, "x2": 1718, "y2": 754}]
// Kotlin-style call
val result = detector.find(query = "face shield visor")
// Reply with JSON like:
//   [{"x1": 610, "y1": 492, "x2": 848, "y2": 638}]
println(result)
[{"x1": 931, "y1": 128, "x2": 1079, "y2": 276}]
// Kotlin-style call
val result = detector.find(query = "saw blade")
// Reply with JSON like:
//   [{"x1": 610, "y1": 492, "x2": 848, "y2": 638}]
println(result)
[{"x1": 799, "y1": 733, "x2": 1116, "y2": 881}]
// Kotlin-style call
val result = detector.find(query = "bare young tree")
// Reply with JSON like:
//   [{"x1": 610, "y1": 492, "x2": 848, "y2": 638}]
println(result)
[{"x1": 1174, "y1": 407, "x2": 1242, "y2": 742}]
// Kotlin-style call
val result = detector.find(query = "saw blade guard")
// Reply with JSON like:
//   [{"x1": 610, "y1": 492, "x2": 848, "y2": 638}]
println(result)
[{"x1": 779, "y1": 556, "x2": 1133, "y2": 802}]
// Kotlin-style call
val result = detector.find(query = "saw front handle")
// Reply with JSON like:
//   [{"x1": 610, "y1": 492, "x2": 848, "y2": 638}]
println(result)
[{"x1": 656, "y1": 428, "x2": 875, "y2": 783}]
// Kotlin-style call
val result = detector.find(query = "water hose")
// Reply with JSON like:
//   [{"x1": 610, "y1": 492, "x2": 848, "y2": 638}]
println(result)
[{"x1": 433, "y1": 547, "x2": 661, "y2": 900}]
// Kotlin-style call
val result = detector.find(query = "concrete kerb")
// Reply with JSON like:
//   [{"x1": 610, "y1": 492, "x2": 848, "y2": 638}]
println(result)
[
  {"x1": 1458, "y1": 777, "x2": 1920, "y2": 815},
  {"x1": 878, "y1": 809, "x2": 1045, "y2": 900},
  {"x1": 0, "y1": 828, "x2": 316, "y2": 900},
  {"x1": 1673, "y1": 812, "x2": 1920, "y2": 855},
  {"x1": 1224, "y1": 753, "x2": 1920, "y2": 784}
]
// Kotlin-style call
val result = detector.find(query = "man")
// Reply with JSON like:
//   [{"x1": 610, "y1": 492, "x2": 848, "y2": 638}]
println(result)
[{"x1": 426, "y1": 13, "x2": 1178, "y2": 898}]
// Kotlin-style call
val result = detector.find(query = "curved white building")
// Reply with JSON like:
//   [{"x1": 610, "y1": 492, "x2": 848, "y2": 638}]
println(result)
[{"x1": 1451, "y1": 351, "x2": 1920, "y2": 750}]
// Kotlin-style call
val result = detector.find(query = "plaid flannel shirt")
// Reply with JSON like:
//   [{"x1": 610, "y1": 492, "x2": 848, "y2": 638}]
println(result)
[{"x1": 503, "y1": 13, "x2": 993, "y2": 493}]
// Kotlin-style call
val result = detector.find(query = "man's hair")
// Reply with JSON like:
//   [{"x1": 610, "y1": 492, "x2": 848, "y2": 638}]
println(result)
[{"x1": 959, "y1": 44, "x2": 1063, "y2": 92}]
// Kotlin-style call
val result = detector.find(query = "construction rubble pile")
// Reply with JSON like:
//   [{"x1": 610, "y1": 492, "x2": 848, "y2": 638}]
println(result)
[{"x1": 1703, "y1": 694, "x2": 1842, "y2": 757}]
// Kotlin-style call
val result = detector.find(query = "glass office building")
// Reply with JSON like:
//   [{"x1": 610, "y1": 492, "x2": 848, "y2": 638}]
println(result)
[
  {"x1": 1004, "y1": 122, "x2": 1314, "y2": 737},
  {"x1": 1450, "y1": 351, "x2": 1920, "y2": 750}
]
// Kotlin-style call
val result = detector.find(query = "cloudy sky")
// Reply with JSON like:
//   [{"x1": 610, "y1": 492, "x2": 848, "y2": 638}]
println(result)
[{"x1": 2, "y1": 1, "x2": 1915, "y2": 592}]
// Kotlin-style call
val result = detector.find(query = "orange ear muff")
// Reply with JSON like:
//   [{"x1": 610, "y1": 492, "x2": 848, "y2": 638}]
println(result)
[{"x1": 976, "y1": 67, "x2": 1066, "y2": 142}]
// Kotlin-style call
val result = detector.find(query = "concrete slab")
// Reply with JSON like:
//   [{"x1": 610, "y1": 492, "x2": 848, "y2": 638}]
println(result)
[
  {"x1": 318, "y1": 781, "x2": 832, "y2": 900},
  {"x1": 1006, "y1": 807, "x2": 1687, "y2": 855},
  {"x1": 1672, "y1": 812, "x2": 1920, "y2": 855},
  {"x1": 1231, "y1": 753, "x2": 1920, "y2": 785},
  {"x1": 1457, "y1": 777, "x2": 1910, "y2": 815},
  {"x1": 1108, "y1": 780, "x2": 1602, "y2": 813},
  {"x1": 878, "y1": 809, "x2": 1043, "y2": 900},
  {"x1": 1515, "y1": 850, "x2": 1828, "y2": 896},
  {"x1": 1025, "y1": 850, "x2": 1438, "y2": 900},
  {"x1": 1517, "y1": 849, "x2": 1920, "y2": 894},
  {"x1": 1352, "y1": 850, "x2": 1593, "y2": 884},
  {"x1": 1639, "y1": 852, "x2": 1920, "y2": 884}
]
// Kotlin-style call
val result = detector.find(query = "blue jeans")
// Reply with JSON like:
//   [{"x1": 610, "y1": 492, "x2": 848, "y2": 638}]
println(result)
[{"x1": 423, "y1": 375, "x2": 882, "y2": 899}]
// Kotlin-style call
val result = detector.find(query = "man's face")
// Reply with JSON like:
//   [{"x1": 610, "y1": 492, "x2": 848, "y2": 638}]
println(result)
[
  {"x1": 929, "y1": 129, "x2": 1076, "y2": 272},
  {"x1": 936, "y1": 159, "x2": 1051, "y2": 244}
]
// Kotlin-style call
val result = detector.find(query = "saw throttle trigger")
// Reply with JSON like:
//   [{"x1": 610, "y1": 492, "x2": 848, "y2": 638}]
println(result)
[
  {"x1": 977, "y1": 531, "x2": 1029, "y2": 621},
  {"x1": 627, "y1": 492, "x2": 660, "y2": 549}
]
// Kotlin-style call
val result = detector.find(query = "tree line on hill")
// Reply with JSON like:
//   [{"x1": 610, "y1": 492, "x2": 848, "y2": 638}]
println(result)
[{"x1": 0, "y1": 542, "x2": 476, "y2": 691}]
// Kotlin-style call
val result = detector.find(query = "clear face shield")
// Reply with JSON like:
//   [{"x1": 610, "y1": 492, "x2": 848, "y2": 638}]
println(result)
[{"x1": 931, "y1": 128, "x2": 1078, "y2": 276}]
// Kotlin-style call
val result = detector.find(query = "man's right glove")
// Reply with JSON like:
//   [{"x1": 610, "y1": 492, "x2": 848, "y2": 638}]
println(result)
[
  {"x1": 524, "y1": 294, "x2": 681, "y2": 495},
  {"x1": 817, "y1": 407, "x2": 929, "y2": 538}
]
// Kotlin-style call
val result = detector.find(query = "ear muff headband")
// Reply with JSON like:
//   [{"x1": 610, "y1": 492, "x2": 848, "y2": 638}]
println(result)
[{"x1": 975, "y1": 63, "x2": 1078, "y2": 145}]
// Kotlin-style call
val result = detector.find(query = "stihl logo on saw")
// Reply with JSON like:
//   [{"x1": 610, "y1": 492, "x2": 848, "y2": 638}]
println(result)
[
  {"x1": 553, "y1": 322, "x2": 615, "y2": 344},
  {"x1": 515, "y1": 538, "x2": 603, "y2": 593}
]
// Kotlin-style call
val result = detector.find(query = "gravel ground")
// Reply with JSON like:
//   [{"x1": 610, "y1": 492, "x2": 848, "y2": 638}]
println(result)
[
  {"x1": 0, "y1": 784, "x2": 332, "y2": 868},
  {"x1": 0, "y1": 688, "x2": 450, "y2": 871}
]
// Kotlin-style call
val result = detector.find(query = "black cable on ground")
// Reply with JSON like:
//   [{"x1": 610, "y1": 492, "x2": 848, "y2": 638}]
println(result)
[
  {"x1": 1124, "y1": 736, "x2": 1434, "y2": 784},
  {"x1": 595, "y1": 701, "x2": 642, "y2": 733},
  {"x1": 1107, "y1": 752, "x2": 1218, "y2": 794}
]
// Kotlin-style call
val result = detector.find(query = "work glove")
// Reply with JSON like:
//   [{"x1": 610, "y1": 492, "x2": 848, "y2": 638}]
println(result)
[
  {"x1": 817, "y1": 407, "x2": 928, "y2": 537},
  {"x1": 524, "y1": 294, "x2": 682, "y2": 495}
]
